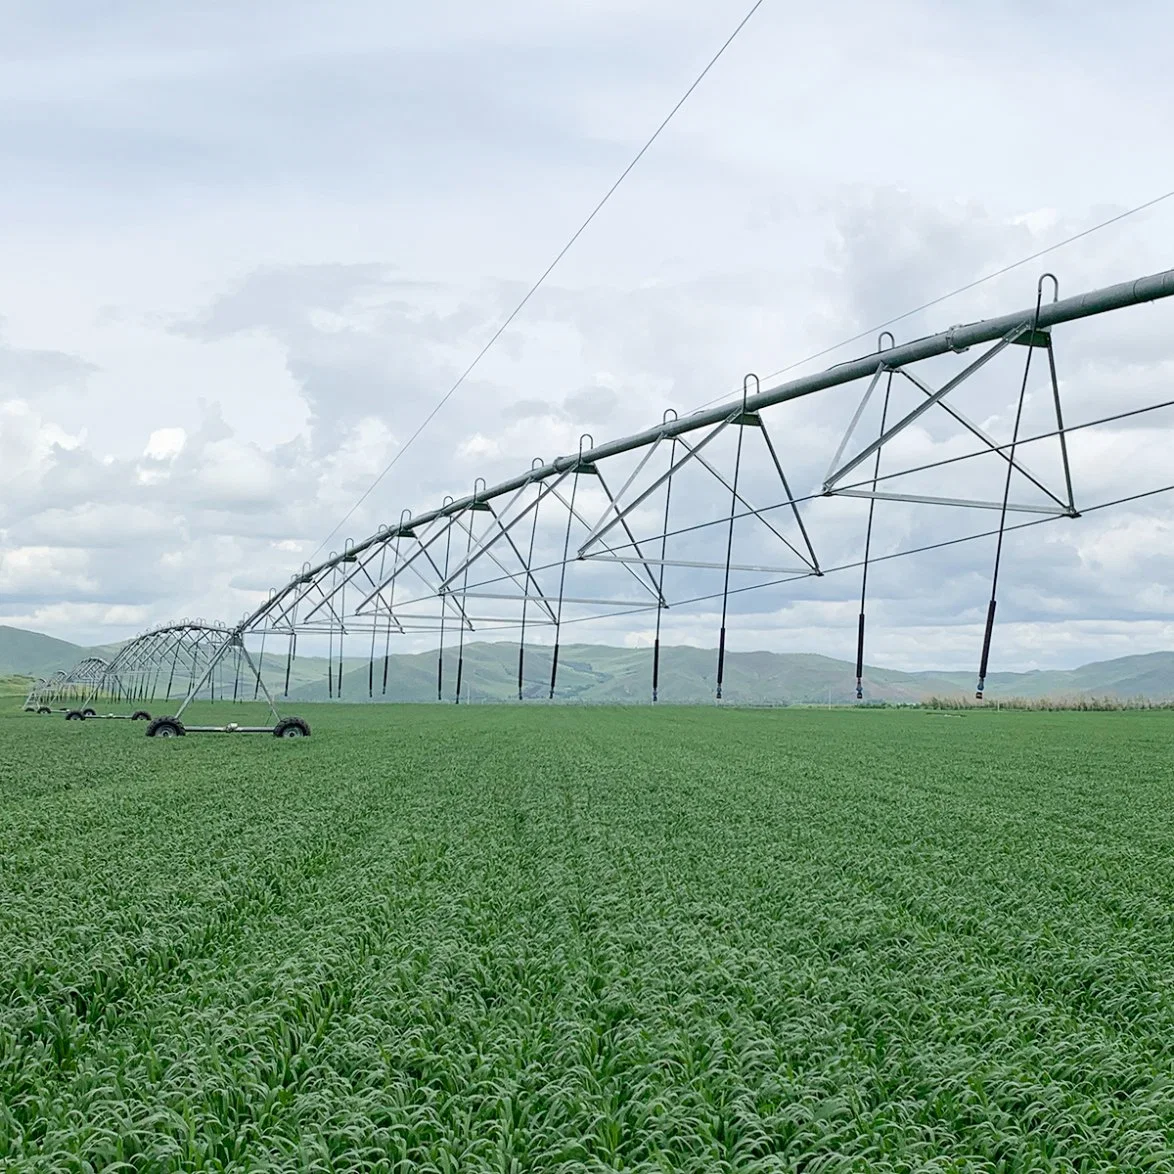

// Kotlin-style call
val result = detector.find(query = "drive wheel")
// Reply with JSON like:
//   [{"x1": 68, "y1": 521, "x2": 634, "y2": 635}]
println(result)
[
  {"x1": 273, "y1": 716, "x2": 311, "y2": 738},
  {"x1": 66, "y1": 710, "x2": 85, "y2": 721},
  {"x1": 146, "y1": 717, "x2": 186, "y2": 738}
]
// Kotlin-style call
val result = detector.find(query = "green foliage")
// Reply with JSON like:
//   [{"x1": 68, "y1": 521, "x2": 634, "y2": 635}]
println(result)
[
  {"x1": 0, "y1": 625, "x2": 88, "y2": 677},
  {"x1": 924, "y1": 693, "x2": 1174, "y2": 711},
  {"x1": 2, "y1": 701, "x2": 1174, "y2": 1169},
  {"x1": 10, "y1": 616, "x2": 1174, "y2": 704},
  {"x1": 282, "y1": 641, "x2": 1174, "y2": 706}
]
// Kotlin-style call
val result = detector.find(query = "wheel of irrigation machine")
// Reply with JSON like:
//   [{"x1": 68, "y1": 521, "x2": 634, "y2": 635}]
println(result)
[
  {"x1": 131, "y1": 710, "x2": 151, "y2": 721},
  {"x1": 145, "y1": 717, "x2": 186, "y2": 738},
  {"x1": 65, "y1": 710, "x2": 85, "y2": 721},
  {"x1": 273, "y1": 716, "x2": 311, "y2": 739},
  {"x1": 37, "y1": 706, "x2": 52, "y2": 715},
  {"x1": 82, "y1": 708, "x2": 97, "y2": 717}
]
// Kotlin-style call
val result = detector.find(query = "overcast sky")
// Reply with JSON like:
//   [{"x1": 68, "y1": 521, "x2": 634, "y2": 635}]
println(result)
[{"x1": 1, "y1": 0, "x2": 1173, "y2": 673}]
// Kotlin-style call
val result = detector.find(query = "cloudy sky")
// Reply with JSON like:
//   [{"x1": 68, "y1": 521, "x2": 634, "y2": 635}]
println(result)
[{"x1": 1, "y1": 0, "x2": 1173, "y2": 672}]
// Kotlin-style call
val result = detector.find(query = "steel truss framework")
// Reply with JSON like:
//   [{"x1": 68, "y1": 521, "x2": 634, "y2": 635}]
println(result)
[
  {"x1": 82, "y1": 265, "x2": 1174, "y2": 716},
  {"x1": 24, "y1": 622, "x2": 280, "y2": 719}
]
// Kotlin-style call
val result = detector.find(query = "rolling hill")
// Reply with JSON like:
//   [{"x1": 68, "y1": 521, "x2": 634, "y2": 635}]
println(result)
[
  {"x1": 287, "y1": 642, "x2": 1174, "y2": 706},
  {"x1": 4, "y1": 624, "x2": 1174, "y2": 706},
  {"x1": 0, "y1": 626, "x2": 92, "y2": 677}
]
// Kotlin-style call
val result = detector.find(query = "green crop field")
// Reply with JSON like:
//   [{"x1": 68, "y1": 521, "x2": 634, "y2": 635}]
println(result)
[{"x1": 1, "y1": 701, "x2": 1173, "y2": 1170}]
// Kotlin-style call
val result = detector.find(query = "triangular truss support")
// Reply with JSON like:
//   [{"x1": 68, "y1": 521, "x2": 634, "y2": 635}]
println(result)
[
  {"x1": 823, "y1": 326, "x2": 1079, "y2": 518},
  {"x1": 577, "y1": 408, "x2": 820, "y2": 576}
]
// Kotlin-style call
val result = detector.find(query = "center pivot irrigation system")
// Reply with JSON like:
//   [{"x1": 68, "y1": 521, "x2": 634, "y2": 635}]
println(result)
[
  {"x1": 35, "y1": 264, "x2": 1174, "y2": 735},
  {"x1": 26, "y1": 621, "x2": 310, "y2": 737}
]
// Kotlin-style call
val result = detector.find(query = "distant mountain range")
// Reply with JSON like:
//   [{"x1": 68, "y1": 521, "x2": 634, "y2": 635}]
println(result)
[{"x1": 4, "y1": 623, "x2": 1174, "y2": 705}]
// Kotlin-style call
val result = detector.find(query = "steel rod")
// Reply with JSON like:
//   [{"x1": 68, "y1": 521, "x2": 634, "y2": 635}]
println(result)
[
  {"x1": 856, "y1": 369, "x2": 893, "y2": 700},
  {"x1": 231, "y1": 266, "x2": 1174, "y2": 636}
]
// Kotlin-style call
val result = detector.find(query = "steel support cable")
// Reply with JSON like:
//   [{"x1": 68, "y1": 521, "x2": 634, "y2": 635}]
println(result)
[
  {"x1": 716, "y1": 379, "x2": 754, "y2": 700},
  {"x1": 631, "y1": 483, "x2": 1174, "y2": 649},
  {"x1": 415, "y1": 554, "x2": 569, "y2": 597},
  {"x1": 518, "y1": 470, "x2": 545, "y2": 701},
  {"x1": 242, "y1": 265, "x2": 1174, "y2": 638},
  {"x1": 666, "y1": 471, "x2": 1174, "y2": 619},
  {"x1": 833, "y1": 396, "x2": 1174, "y2": 498},
  {"x1": 283, "y1": 611, "x2": 298, "y2": 699},
  {"x1": 260, "y1": 374, "x2": 1172, "y2": 663},
  {"x1": 856, "y1": 356, "x2": 894, "y2": 700},
  {"x1": 153, "y1": 640, "x2": 168, "y2": 700},
  {"x1": 546, "y1": 393, "x2": 1156, "y2": 564},
  {"x1": 689, "y1": 188, "x2": 1174, "y2": 416},
  {"x1": 165, "y1": 636, "x2": 182, "y2": 700},
  {"x1": 761, "y1": 420, "x2": 820, "y2": 572},
  {"x1": 455, "y1": 498, "x2": 479, "y2": 704},
  {"x1": 556, "y1": 394, "x2": 1174, "y2": 570},
  {"x1": 384, "y1": 518, "x2": 408, "y2": 695},
  {"x1": 326, "y1": 563, "x2": 337, "y2": 699},
  {"x1": 147, "y1": 640, "x2": 163, "y2": 702},
  {"x1": 667, "y1": 478, "x2": 1174, "y2": 619},
  {"x1": 1046, "y1": 334, "x2": 1078, "y2": 513},
  {"x1": 652, "y1": 516, "x2": 1056, "y2": 615},
  {"x1": 337, "y1": 562, "x2": 347, "y2": 698},
  {"x1": 976, "y1": 279, "x2": 1050, "y2": 699},
  {"x1": 252, "y1": 619, "x2": 269, "y2": 701},
  {"x1": 653, "y1": 414, "x2": 678, "y2": 702},
  {"x1": 368, "y1": 544, "x2": 388, "y2": 698},
  {"x1": 437, "y1": 506, "x2": 456, "y2": 702},
  {"x1": 200, "y1": 638, "x2": 211, "y2": 704},
  {"x1": 550, "y1": 447, "x2": 587, "y2": 699},
  {"x1": 188, "y1": 637, "x2": 203, "y2": 702},
  {"x1": 308, "y1": 0, "x2": 771, "y2": 567},
  {"x1": 381, "y1": 603, "x2": 394, "y2": 695}
]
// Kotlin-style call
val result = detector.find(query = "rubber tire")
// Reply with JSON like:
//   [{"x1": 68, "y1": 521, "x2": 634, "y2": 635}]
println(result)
[
  {"x1": 146, "y1": 717, "x2": 186, "y2": 738},
  {"x1": 273, "y1": 716, "x2": 311, "y2": 739},
  {"x1": 131, "y1": 710, "x2": 151, "y2": 721},
  {"x1": 37, "y1": 706, "x2": 52, "y2": 715},
  {"x1": 82, "y1": 708, "x2": 97, "y2": 717},
  {"x1": 66, "y1": 710, "x2": 85, "y2": 721}
]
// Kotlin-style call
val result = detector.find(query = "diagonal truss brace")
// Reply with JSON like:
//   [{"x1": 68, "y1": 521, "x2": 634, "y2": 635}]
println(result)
[
  {"x1": 579, "y1": 410, "x2": 820, "y2": 573},
  {"x1": 823, "y1": 327, "x2": 1079, "y2": 517}
]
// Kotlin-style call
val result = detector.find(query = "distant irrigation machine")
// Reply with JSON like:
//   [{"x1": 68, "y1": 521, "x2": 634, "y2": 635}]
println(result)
[
  {"x1": 32, "y1": 265, "x2": 1174, "y2": 735},
  {"x1": 26, "y1": 621, "x2": 312, "y2": 737}
]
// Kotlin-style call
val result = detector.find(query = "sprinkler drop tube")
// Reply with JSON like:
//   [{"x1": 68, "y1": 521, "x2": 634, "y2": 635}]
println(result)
[
  {"x1": 855, "y1": 611, "x2": 866, "y2": 700},
  {"x1": 976, "y1": 598, "x2": 997, "y2": 699},
  {"x1": 548, "y1": 642, "x2": 560, "y2": 700}
]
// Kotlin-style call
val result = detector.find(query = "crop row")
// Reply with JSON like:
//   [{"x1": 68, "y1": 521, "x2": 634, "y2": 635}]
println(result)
[{"x1": 1, "y1": 704, "x2": 1172, "y2": 1169}]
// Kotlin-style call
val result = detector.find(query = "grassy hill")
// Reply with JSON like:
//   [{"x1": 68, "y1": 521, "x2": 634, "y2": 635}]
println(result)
[
  {"x1": 284, "y1": 642, "x2": 1174, "y2": 706},
  {"x1": 0, "y1": 626, "x2": 365, "y2": 695},
  {"x1": 5, "y1": 623, "x2": 1174, "y2": 706},
  {"x1": 0, "y1": 626, "x2": 89, "y2": 677}
]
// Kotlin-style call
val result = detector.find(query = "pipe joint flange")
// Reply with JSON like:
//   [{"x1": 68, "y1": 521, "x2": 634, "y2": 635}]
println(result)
[{"x1": 946, "y1": 325, "x2": 971, "y2": 354}]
